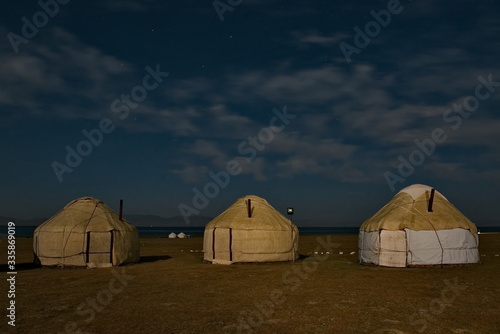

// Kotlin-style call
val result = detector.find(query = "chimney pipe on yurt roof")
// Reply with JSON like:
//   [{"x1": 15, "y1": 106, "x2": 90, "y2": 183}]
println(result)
[
  {"x1": 427, "y1": 189, "x2": 435, "y2": 212},
  {"x1": 119, "y1": 199, "x2": 124, "y2": 220},
  {"x1": 247, "y1": 198, "x2": 252, "y2": 218}
]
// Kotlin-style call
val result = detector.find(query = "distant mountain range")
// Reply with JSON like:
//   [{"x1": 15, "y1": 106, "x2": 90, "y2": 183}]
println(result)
[
  {"x1": 122, "y1": 216, "x2": 356, "y2": 227},
  {"x1": 0, "y1": 216, "x2": 48, "y2": 226},
  {"x1": 0, "y1": 214, "x2": 348, "y2": 227},
  {"x1": 123, "y1": 215, "x2": 213, "y2": 227},
  {"x1": 0, "y1": 214, "x2": 213, "y2": 227},
  {"x1": 1, "y1": 215, "x2": 497, "y2": 228}
]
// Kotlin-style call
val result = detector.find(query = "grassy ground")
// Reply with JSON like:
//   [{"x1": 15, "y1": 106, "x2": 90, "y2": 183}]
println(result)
[{"x1": 1, "y1": 234, "x2": 499, "y2": 334}]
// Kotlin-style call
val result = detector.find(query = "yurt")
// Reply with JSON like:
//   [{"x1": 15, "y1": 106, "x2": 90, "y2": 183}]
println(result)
[
  {"x1": 358, "y1": 184, "x2": 479, "y2": 267},
  {"x1": 168, "y1": 232, "x2": 177, "y2": 239},
  {"x1": 204, "y1": 195, "x2": 299, "y2": 265},
  {"x1": 34, "y1": 197, "x2": 140, "y2": 268},
  {"x1": 178, "y1": 232, "x2": 186, "y2": 239}
]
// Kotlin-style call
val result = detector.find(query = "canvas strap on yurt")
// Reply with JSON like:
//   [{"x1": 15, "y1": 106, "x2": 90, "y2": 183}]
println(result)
[
  {"x1": 109, "y1": 230, "x2": 114, "y2": 264},
  {"x1": 212, "y1": 227, "x2": 216, "y2": 260},
  {"x1": 413, "y1": 205, "x2": 445, "y2": 266},
  {"x1": 229, "y1": 228, "x2": 233, "y2": 262},
  {"x1": 85, "y1": 231, "x2": 91, "y2": 263},
  {"x1": 83, "y1": 202, "x2": 99, "y2": 263}
]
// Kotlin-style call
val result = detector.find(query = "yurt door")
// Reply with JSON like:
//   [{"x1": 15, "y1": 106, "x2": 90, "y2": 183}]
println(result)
[
  {"x1": 85, "y1": 231, "x2": 113, "y2": 268},
  {"x1": 379, "y1": 229, "x2": 407, "y2": 267},
  {"x1": 212, "y1": 228, "x2": 232, "y2": 264}
]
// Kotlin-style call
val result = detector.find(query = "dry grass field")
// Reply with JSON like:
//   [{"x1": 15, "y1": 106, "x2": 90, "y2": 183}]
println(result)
[{"x1": 1, "y1": 234, "x2": 499, "y2": 334}]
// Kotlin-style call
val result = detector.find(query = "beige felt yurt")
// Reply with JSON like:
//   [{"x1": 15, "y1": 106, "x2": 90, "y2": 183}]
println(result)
[
  {"x1": 358, "y1": 184, "x2": 479, "y2": 267},
  {"x1": 33, "y1": 197, "x2": 140, "y2": 268},
  {"x1": 204, "y1": 195, "x2": 299, "y2": 264}
]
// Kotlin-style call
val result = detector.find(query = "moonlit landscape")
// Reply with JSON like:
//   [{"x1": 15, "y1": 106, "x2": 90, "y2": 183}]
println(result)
[{"x1": 1, "y1": 1, "x2": 500, "y2": 334}]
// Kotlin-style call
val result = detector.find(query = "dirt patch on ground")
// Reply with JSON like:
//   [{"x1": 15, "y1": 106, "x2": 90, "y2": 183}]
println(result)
[{"x1": 1, "y1": 234, "x2": 499, "y2": 334}]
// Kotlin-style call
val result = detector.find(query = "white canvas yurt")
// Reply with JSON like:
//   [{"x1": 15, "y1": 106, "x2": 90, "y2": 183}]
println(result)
[
  {"x1": 34, "y1": 197, "x2": 140, "y2": 268},
  {"x1": 168, "y1": 232, "x2": 177, "y2": 239},
  {"x1": 204, "y1": 195, "x2": 299, "y2": 265},
  {"x1": 358, "y1": 184, "x2": 479, "y2": 267},
  {"x1": 178, "y1": 232, "x2": 186, "y2": 239}
]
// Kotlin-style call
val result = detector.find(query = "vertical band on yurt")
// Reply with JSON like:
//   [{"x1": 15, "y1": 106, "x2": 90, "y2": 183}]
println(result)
[
  {"x1": 109, "y1": 230, "x2": 114, "y2": 265},
  {"x1": 229, "y1": 227, "x2": 233, "y2": 262},
  {"x1": 34, "y1": 235, "x2": 38, "y2": 260},
  {"x1": 85, "y1": 231, "x2": 91, "y2": 264},
  {"x1": 212, "y1": 227, "x2": 217, "y2": 260}
]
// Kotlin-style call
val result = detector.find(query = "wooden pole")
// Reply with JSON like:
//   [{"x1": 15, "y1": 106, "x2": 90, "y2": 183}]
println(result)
[{"x1": 119, "y1": 199, "x2": 123, "y2": 220}]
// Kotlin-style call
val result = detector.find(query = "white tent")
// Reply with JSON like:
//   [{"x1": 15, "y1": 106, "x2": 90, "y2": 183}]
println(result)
[
  {"x1": 168, "y1": 232, "x2": 177, "y2": 239},
  {"x1": 204, "y1": 195, "x2": 299, "y2": 265},
  {"x1": 358, "y1": 184, "x2": 479, "y2": 267},
  {"x1": 33, "y1": 197, "x2": 140, "y2": 268},
  {"x1": 177, "y1": 232, "x2": 186, "y2": 239}
]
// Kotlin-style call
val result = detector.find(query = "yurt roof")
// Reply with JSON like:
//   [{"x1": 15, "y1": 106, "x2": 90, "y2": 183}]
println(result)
[
  {"x1": 205, "y1": 195, "x2": 295, "y2": 231},
  {"x1": 398, "y1": 184, "x2": 448, "y2": 201},
  {"x1": 35, "y1": 197, "x2": 136, "y2": 233},
  {"x1": 360, "y1": 184, "x2": 477, "y2": 233}
]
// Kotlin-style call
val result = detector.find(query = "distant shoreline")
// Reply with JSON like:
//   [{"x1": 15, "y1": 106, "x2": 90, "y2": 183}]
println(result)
[{"x1": 2, "y1": 225, "x2": 500, "y2": 237}]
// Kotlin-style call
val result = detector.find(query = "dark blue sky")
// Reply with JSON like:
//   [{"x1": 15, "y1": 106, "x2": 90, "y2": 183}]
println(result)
[{"x1": 1, "y1": 0, "x2": 499, "y2": 226}]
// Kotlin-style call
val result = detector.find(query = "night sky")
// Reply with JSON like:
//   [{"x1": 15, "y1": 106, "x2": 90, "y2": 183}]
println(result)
[{"x1": 1, "y1": 0, "x2": 499, "y2": 226}]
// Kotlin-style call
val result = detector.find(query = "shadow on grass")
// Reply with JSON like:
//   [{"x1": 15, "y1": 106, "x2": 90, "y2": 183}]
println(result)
[{"x1": 138, "y1": 255, "x2": 172, "y2": 263}]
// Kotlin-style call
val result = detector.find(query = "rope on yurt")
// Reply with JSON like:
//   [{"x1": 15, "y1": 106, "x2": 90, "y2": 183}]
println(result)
[
  {"x1": 413, "y1": 205, "x2": 444, "y2": 267},
  {"x1": 387, "y1": 200, "x2": 414, "y2": 266},
  {"x1": 76, "y1": 200, "x2": 100, "y2": 264},
  {"x1": 34, "y1": 203, "x2": 68, "y2": 261},
  {"x1": 55, "y1": 199, "x2": 99, "y2": 263}
]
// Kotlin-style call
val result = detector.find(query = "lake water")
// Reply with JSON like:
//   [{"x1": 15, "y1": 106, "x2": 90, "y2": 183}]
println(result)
[{"x1": 2, "y1": 225, "x2": 500, "y2": 237}]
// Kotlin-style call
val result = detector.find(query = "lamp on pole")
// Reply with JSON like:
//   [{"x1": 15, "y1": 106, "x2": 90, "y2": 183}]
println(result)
[{"x1": 287, "y1": 207, "x2": 294, "y2": 222}]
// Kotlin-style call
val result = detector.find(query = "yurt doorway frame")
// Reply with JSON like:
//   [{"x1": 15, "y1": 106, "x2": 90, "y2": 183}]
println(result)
[
  {"x1": 212, "y1": 227, "x2": 233, "y2": 263},
  {"x1": 378, "y1": 229, "x2": 407, "y2": 267},
  {"x1": 85, "y1": 231, "x2": 114, "y2": 265}
]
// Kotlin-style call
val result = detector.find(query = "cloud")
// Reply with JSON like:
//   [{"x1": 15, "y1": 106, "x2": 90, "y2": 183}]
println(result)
[
  {"x1": 190, "y1": 139, "x2": 226, "y2": 159},
  {"x1": 172, "y1": 165, "x2": 209, "y2": 184},
  {"x1": 442, "y1": 118, "x2": 500, "y2": 149},
  {"x1": 0, "y1": 27, "x2": 134, "y2": 120},
  {"x1": 2, "y1": 23, "x2": 499, "y2": 186},
  {"x1": 119, "y1": 106, "x2": 201, "y2": 135},
  {"x1": 234, "y1": 157, "x2": 267, "y2": 181},
  {"x1": 270, "y1": 133, "x2": 366, "y2": 181},
  {"x1": 100, "y1": 0, "x2": 162, "y2": 12},
  {"x1": 421, "y1": 161, "x2": 467, "y2": 182},
  {"x1": 291, "y1": 30, "x2": 349, "y2": 46}
]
